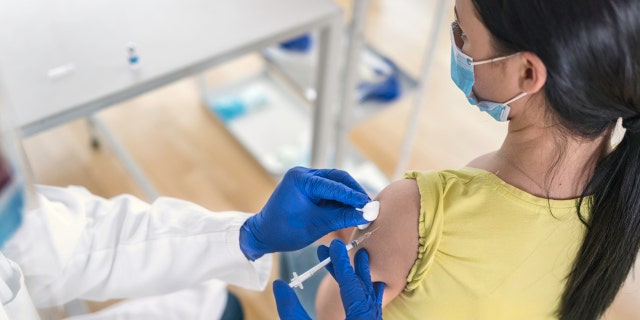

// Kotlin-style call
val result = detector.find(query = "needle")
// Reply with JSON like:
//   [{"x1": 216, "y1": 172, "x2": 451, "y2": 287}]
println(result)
[{"x1": 288, "y1": 227, "x2": 379, "y2": 289}]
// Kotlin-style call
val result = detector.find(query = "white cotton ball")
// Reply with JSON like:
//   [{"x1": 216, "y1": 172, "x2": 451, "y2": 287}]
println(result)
[
  {"x1": 357, "y1": 201, "x2": 380, "y2": 230},
  {"x1": 362, "y1": 201, "x2": 380, "y2": 221}
]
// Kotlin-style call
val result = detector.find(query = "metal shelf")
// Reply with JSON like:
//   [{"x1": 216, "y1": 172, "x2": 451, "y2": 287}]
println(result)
[
  {"x1": 201, "y1": 0, "x2": 451, "y2": 191},
  {"x1": 262, "y1": 42, "x2": 418, "y2": 124},
  {"x1": 202, "y1": 67, "x2": 389, "y2": 193}
]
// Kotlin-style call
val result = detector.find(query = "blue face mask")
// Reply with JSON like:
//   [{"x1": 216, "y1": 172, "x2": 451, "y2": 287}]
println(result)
[
  {"x1": 450, "y1": 22, "x2": 527, "y2": 122},
  {"x1": 0, "y1": 179, "x2": 24, "y2": 249}
]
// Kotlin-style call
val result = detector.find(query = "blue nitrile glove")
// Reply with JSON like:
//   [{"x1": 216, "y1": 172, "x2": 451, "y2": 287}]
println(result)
[
  {"x1": 272, "y1": 281, "x2": 312, "y2": 320},
  {"x1": 317, "y1": 239, "x2": 385, "y2": 320},
  {"x1": 240, "y1": 166, "x2": 371, "y2": 261},
  {"x1": 272, "y1": 239, "x2": 385, "y2": 320}
]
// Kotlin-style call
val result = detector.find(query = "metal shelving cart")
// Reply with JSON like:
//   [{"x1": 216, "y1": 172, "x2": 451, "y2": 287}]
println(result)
[{"x1": 201, "y1": 0, "x2": 451, "y2": 193}]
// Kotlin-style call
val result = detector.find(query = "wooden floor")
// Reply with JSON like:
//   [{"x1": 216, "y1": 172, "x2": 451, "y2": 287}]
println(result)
[{"x1": 21, "y1": 0, "x2": 507, "y2": 318}]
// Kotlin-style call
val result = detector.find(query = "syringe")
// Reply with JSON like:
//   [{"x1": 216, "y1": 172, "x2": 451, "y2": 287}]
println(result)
[{"x1": 288, "y1": 227, "x2": 378, "y2": 289}]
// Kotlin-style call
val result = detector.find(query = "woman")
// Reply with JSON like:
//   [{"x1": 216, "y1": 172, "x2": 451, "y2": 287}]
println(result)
[{"x1": 317, "y1": 0, "x2": 640, "y2": 319}]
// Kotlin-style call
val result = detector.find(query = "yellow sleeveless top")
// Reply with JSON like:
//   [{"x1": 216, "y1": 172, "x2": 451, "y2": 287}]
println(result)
[{"x1": 383, "y1": 168, "x2": 589, "y2": 319}]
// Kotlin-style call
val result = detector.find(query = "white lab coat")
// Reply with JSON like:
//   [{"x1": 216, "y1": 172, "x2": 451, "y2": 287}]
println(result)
[{"x1": 0, "y1": 185, "x2": 272, "y2": 319}]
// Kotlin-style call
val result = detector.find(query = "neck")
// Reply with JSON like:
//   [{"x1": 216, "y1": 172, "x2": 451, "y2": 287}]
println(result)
[{"x1": 498, "y1": 121, "x2": 609, "y2": 199}]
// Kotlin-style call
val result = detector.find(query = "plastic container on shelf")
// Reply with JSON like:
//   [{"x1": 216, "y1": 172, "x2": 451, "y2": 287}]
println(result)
[
  {"x1": 208, "y1": 87, "x2": 268, "y2": 123},
  {"x1": 204, "y1": 71, "x2": 313, "y2": 176}
]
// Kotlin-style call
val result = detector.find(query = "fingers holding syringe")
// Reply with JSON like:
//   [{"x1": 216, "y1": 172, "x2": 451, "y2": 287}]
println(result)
[
  {"x1": 353, "y1": 248, "x2": 386, "y2": 308},
  {"x1": 317, "y1": 244, "x2": 335, "y2": 277},
  {"x1": 354, "y1": 249, "x2": 373, "y2": 289},
  {"x1": 326, "y1": 239, "x2": 361, "y2": 287}
]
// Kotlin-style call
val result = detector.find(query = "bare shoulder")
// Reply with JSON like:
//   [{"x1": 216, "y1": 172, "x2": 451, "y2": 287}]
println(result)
[
  {"x1": 352, "y1": 178, "x2": 421, "y2": 305},
  {"x1": 377, "y1": 177, "x2": 420, "y2": 203},
  {"x1": 466, "y1": 151, "x2": 499, "y2": 170}
]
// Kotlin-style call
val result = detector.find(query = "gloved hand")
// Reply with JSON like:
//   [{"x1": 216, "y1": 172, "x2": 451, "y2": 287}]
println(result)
[
  {"x1": 240, "y1": 166, "x2": 371, "y2": 260},
  {"x1": 272, "y1": 239, "x2": 385, "y2": 320},
  {"x1": 272, "y1": 281, "x2": 312, "y2": 320},
  {"x1": 318, "y1": 239, "x2": 385, "y2": 319}
]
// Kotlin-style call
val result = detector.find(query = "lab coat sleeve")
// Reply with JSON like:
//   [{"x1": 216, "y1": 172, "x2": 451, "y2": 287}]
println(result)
[{"x1": 1, "y1": 185, "x2": 272, "y2": 307}]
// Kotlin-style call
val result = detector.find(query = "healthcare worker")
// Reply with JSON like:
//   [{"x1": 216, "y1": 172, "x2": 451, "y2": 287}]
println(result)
[{"x1": 0, "y1": 96, "x2": 384, "y2": 319}]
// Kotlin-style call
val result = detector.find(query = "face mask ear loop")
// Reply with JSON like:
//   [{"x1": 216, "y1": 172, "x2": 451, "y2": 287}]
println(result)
[
  {"x1": 471, "y1": 52, "x2": 521, "y2": 66},
  {"x1": 504, "y1": 92, "x2": 528, "y2": 105}
]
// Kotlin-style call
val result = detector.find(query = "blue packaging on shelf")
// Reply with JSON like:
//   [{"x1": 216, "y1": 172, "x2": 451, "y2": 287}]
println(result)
[
  {"x1": 211, "y1": 97, "x2": 246, "y2": 122},
  {"x1": 209, "y1": 88, "x2": 268, "y2": 123},
  {"x1": 357, "y1": 56, "x2": 402, "y2": 103},
  {"x1": 279, "y1": 34, "x2": 313, "y2": 53},
  {"x1": 358, "y1": 71, "x2": 401, "y2": 103}
]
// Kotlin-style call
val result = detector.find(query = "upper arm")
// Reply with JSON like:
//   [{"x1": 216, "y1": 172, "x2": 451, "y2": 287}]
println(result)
[
  {"x1": 315, "y1": 178, "x2": 421, "y2": 319},
  {"x1": 352, "y1": 178, "x2": 421, "y2": 306},
  {"x1": 605, "y1": 252, "x2": 640, "y2": 319}
]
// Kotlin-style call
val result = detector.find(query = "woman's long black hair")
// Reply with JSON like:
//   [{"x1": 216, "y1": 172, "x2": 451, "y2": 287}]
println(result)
[{"x1": 470, "y1": 0, "x2": 640, "y2": 319}]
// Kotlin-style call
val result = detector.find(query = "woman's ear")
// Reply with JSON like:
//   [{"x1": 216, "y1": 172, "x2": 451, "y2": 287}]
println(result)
[{"x1": 518, "y1": 51, "x2": 547, "y2": 94}]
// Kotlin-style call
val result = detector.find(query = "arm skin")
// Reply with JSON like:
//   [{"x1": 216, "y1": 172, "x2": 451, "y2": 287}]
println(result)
[
  {"x1": 604, "y1": 252, "x2": 640, "y2": 319},
  {"x1": 316, "y1": 179, "x2": 421, "y2": 319}
]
